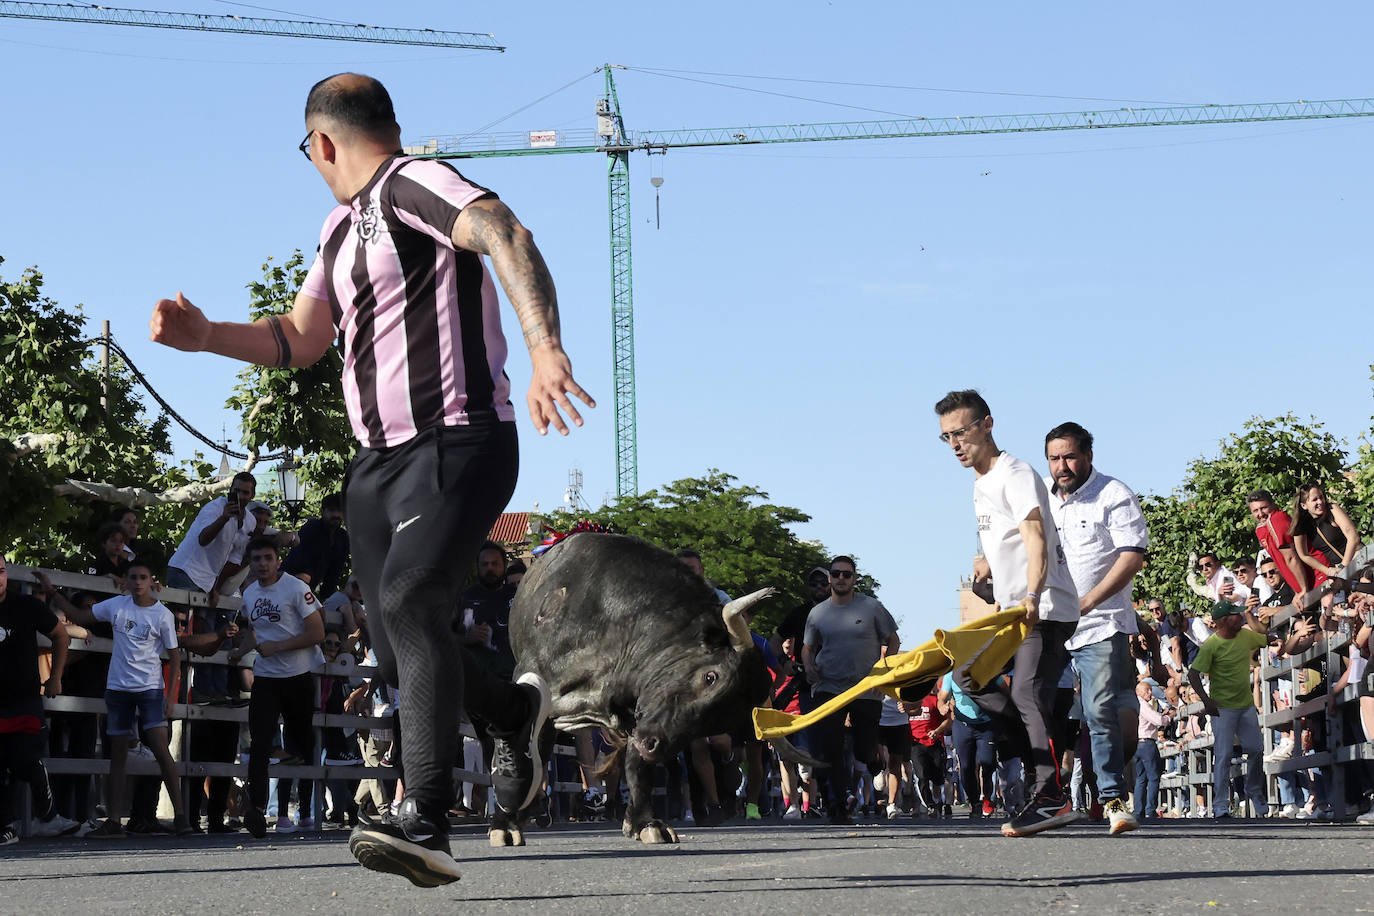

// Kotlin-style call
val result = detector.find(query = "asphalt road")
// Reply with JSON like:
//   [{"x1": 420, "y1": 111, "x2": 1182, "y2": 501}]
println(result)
[{"x1": 2, "y1": 816, "x2": 1371, "y2": 914}]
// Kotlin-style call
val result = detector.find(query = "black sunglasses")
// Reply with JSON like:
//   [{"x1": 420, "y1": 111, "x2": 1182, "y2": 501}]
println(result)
[
  {"x1": 830, "y1": 570, "x2": 855, "y2": 579},
  {"x1": 298, "y1": 129, "x2": 315, "y2": 161}
]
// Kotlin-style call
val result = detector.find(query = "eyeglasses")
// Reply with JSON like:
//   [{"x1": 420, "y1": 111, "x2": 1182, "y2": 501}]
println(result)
[
  {"x1": 298, "y1": 129, "x2": 315, "y2": 161},
  {"x1": 938, "y1": 416, "x2": 987, "y2": 444},
  {"x1": 830, "y1": 570, "x2": 855, "y2": 579},
  {"x1": 1148, "y1": 606, "x2": 1163, "y2": 614}
]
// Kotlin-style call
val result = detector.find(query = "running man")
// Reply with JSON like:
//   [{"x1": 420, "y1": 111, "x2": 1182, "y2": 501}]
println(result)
[
  {"x1": 934, "y1": 390, "x2": 1081, "y2": 837},
  {"x1": 150, "y1": 73, "x2": 593, "y2": 886}
]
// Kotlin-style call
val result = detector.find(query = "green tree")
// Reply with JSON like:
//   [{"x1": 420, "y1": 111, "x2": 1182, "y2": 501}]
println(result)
[
  {"x1": 535, "y1": 470, "x2": 879, "y2": 634},
  {"x1": 1136, "y1": 414, "x2": 1357, "y2": 615},
  {"x1": 0, "y1": 257, "x2": 214, "y2": 567},
  {"x1": 224, "y1": 252, "x2": 354, "y2": 518}
]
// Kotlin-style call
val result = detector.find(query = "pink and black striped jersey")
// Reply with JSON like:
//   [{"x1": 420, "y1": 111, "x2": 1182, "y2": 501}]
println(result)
[{"x1": 301, "y1": 155, "x2": 516, "y2": 449}]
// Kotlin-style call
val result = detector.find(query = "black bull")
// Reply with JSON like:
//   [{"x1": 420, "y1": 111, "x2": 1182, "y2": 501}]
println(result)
[{"x1": 502, "y1": 532, "x2": 811, "y2": 844}]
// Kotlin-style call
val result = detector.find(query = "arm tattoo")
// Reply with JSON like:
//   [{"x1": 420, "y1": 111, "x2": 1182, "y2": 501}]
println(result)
[
  {"x1": 267, "y1": 315, "x2": 292, "y2": 368},
  {"x1": 462, "y1": 203, "x2": 562, "y2": 350}
]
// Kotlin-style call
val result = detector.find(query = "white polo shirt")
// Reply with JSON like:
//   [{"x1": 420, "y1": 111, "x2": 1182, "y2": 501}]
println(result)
[
  {"x1": 1046, "y1": 468, "x2": 1149, "y2": 650},
  {"x1": 974, "y1": 452, "x2": 1079, "y2": 623}
]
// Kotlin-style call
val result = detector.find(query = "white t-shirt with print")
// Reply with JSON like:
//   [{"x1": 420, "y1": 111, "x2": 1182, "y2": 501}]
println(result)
[
  {"x1": 240, "y1": 573, "x2": 325, "y2": 678},
  {"x1": 974, "y1": 453, "x2": 1078, "y2": 623},
  {"x1": 93, "y1": 596, "x2": 179, "y2": 692}
]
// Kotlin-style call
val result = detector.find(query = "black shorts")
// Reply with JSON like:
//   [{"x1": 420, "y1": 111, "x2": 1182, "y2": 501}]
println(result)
[{"x1": 879, "y1": 724, "x2": 912, "y2": 757}]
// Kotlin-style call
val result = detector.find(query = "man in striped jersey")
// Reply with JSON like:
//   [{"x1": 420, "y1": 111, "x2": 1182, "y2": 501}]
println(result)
[{"x1": 150, "y1": 73, "x2": 594, "y2": 887}]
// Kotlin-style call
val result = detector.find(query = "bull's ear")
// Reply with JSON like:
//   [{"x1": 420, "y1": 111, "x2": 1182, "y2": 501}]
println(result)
[{"x1": 535, "y1": 586, "x2": 567, "y2": 623}]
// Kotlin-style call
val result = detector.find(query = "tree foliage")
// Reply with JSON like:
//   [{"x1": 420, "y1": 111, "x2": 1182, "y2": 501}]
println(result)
[
  {"x1": 0, "y1": 257, "x2": 211, "y2": 566},
  {"x1": 535, "y1": 470, "x2": 880, "y2": 634},
  {"x1": 1136, "y1": 414, "x2": 1360, "y2": 614},
  {"x1": 224, "y1": 252, "x2": 354, "y2": 516}
]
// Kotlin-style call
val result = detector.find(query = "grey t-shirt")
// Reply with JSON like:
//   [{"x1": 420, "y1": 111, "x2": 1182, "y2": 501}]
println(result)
[{"x1": 803, "y1": 593, "x2": 898, "y2": 697}]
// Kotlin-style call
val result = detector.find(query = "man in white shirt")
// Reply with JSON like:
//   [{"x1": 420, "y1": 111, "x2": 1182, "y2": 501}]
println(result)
[
  {"x1": 934, "y1": 389, "x2": 1080, "y2": 838},
  {"x1": 1043, "y1": 422, "x2": 1149, "y2": 836},
  {"x1": 228, "y1": 536, "x2": 325, "y2": 838}
]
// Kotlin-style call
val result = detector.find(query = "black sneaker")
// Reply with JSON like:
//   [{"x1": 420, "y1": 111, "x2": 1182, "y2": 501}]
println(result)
[
  {"x1": 348, "y1": 797, "x2": 461, "y2": 888},
  {"x1": 0, "y1": 827, "x2": 18, "y2": 846},
  {"x1": 126, "y1": 817, "x2": 172, "y2": 836},
  {"x1": 244, "y1": 805, "x2": 267, "y2": 839},
  {"x1": 207, "y1": 820, "x2": 237, "y2": 834},
  {"x1": 86, "y1": 819, "x2": 127, "y2": 840},
  {"x1": 942, "y1": 804, "x2": 953, "y2": 820},
  {"x1": 490, "y1": 672, "x2": 551, "y2": 815},
  {"x1": 1001, "y1": 789, "x2": 1082, "y2": 837}
]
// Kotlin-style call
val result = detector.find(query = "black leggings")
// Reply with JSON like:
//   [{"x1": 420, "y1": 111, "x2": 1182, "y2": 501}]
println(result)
[
  {"x1": 247, "y1": 673, "x2": 315, "y2": 813},
  {"x1": 346, "y1": 420, "x2": 525, "y2": 823},
  {"x1": 0, "y1": 729, "x2": 56, "y2": 823}
]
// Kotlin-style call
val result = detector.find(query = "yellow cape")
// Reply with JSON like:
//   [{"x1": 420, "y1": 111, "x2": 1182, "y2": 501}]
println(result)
[{"x1": 753, "y1": 606, "x2": 1030, "y2": 739}]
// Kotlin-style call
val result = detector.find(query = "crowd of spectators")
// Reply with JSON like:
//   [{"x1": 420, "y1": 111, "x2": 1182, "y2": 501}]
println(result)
[{"x1": 7, "y1": 464, "x2": 1374, "y2": 848}]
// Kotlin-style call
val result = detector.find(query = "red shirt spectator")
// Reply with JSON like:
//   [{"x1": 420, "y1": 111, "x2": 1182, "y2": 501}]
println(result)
[
  {"x1": 1250, "y1": 493, "x2": 1309, "y2": 596},
  {"x1": 908, "y1": 692, "x2": 943, "y2": 746}
]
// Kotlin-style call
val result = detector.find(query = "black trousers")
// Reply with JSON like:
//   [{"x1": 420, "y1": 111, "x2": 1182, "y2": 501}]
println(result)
[
  {"x1": 346, "y1": 420, "x2": 525, "y2": 824},
  {"x1": 247, "y1": 673, "x2": 315, "y2": 813},
  {"x1": 0, "y1": 729, "x2": 56, "y2": 824},
  {"x1": 811, "y1": 693, "x2": 881, "y2": 809},
  {"x1": 188, "y1": 719, "x2": 239, "y2": 825}
]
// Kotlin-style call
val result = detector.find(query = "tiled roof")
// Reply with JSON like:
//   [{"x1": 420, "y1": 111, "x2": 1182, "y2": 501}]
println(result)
[{"x1": 488, "y1": 512, "x2": 531, "y2": 547}]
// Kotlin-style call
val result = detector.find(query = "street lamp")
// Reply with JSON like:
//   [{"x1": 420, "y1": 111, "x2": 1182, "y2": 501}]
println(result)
[{"x1": 276, "y1": 452, "x2": 308, "y2": 524}]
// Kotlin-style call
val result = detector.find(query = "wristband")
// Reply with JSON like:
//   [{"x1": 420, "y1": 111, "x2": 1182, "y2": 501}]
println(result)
[{"x1": 1025, "y1": 592, "x2": 1039, "y2": 600}]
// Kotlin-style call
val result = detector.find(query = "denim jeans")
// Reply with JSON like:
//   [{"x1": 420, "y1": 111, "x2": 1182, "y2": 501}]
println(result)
[
  {"x1": 1132, "y1": 739, "x2": 1162, "y2": 818},
  {"x1": 1070, "y1": 633, "x2": 1136, "y2": 800},
  {"x1": 1211, "y1": 706, "x2": 1268, "y2": 816}
]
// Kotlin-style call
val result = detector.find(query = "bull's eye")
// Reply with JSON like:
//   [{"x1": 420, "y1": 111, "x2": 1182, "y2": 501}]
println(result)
[{"x1": 704, "y1": 670, "x2": 718, "y2": 687}]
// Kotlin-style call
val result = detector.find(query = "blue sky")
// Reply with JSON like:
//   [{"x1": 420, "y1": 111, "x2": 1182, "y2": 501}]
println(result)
[{"x1": 3, "y1": 2, "x2": 1372, "y2": 641}]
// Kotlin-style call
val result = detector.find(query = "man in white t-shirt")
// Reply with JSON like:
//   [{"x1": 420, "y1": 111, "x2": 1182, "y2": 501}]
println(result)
[
  {"x1": 935, "y1": 389, "x2": 1080, "y2": 838},
  {"x1": 228, "y1": 536, "x2": 325, "y2": 838},
  {"x1": 1043, "y1": 421, "x2": 1149, "y2": 837}
]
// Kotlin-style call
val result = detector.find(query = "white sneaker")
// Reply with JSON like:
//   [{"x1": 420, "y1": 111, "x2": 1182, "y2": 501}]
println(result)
[
  {"x1": 1279, "y1": 804, "x2": 1299, "y2": 819},
  {"x1": 126, "y1": 741, "x2": 156, "y2": 762},
  {"x1": 886, "y1": 803, "x2": 901, "y2": 820},
  {"x1": 276, "y1": 816, "x2": 296, "y2": 833},
  {"x1": 1295, "y1": 806, "x2": 1317, "y2": 820},
  {"x1": 30, "y1": 812, "x2": 79, "y2": 837},
  {"x1": 782, "y1": 804, "x2": 801, "y2": 821},
  {"x1": 1356, "y1": 809, "x2": 1374, "y2": 825},
  {"x1": 1105, "y1": 799, "x2": 1139, "y2": 835}
]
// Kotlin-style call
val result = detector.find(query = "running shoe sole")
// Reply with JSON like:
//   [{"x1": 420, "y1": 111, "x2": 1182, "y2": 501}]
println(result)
[
  {"x1": 348, "y1": 829, "x2": 461, "y2": 888},
  {"x1": 1001, "y1": 804, "x2": 1083, "y2": 837}
]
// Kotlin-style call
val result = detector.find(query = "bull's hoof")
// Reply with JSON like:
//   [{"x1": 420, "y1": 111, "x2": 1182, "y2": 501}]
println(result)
[
  {"x1": 625, "y1": 819, "x2": 678, "y2": 844},
  {"x1": 489, "y1": 825, "x2": 525, "y2": 847}
]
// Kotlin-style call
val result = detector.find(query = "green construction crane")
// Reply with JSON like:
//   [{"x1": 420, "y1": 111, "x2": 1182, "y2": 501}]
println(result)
[
  {"x1": 0, "y1": 1, "x2": 504, "y2": 49},
  {"x1": 410, "y1": 67, "x2": 1374, "y2": 497}
]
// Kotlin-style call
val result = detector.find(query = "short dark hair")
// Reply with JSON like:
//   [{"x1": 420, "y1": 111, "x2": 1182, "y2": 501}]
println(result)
[
  {"x1": 1198, "y1": 551, "x2": 1220, "y2": 565},
  {"x1": 305, "y1": 73, "x2": 397, "y2": 139},
  {"x1": 96, "y1": 521, "x2": 125, "y2": 545},
  {"x1": 321, "y1": 493, "x2": 344, "y2": 514},
  {"x1": 1044, "y1": 421, "x2": 1093, "y2": 455},
  {"x1": 1232, "y1": 557, "x2": 1255, "y2": 570},
  {"x1": 476, "y1": 540, "x2": 507, "y2": 563},
  {"x1": 231, "y1": 471, "x2": 257, "y2": 490},
  {"x1": 830, "y1": 555, "x2": 856, "y2": 571},
  {"x1": 1246, "y1": 489, "x2": 1276, "y2": 505},
  {"x1": 674, "y1": 548, "x2": 703, "y2": 562},
  {"x1": 933, "y1": 389, "x2": 990, "y2": 418},
  {"x1": 125, "y1": 560, "x2": 153, "y2": 578},
  {"x1": 247, "y1": 536, "x2": 279, "y2": 558}
]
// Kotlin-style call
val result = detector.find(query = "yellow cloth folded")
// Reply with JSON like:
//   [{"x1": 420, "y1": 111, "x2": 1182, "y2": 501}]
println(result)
[{"x1": 753, "y1": 606, "x2": 1030, "y2": 740}]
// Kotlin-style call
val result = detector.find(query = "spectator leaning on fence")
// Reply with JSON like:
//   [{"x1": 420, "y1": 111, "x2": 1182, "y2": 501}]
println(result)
[
  {"x1": 1248, "y1": 489, "x2": 1310, "y2": 602},
  {"x1": 1187, "y1": 600, "x2": 1270, "y2": 819},
  {"x1": 0, "y1": 556, "x2": 77, "y2": 845},
  {"x1": 228, "y1": 536, "x2": 326, "y2": 838}
]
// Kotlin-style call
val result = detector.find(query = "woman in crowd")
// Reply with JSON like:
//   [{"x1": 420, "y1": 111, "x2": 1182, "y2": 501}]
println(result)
[{"x1": 1291, "y1": 482, "x2": 1362, "y2": 591}]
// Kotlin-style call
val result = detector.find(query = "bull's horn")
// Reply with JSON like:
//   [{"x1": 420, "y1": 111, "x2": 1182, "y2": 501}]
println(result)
[
  {"x1": 722, "y1": 587, "x2": 776, "y2": 653},
  {"x1": 768, "y1": 734, "x2": 828, "y2": 769}
]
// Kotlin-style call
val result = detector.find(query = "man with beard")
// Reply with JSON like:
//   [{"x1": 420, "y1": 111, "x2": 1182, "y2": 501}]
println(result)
[
  {"x1": 283, "y1": 493, "x2": 350, "y2": 602},
  {"x1": 457, "y1": 541, "x2": 517, "y2": 816},
  {"x1": 1044, "y1": 421, "x2": 1148, "y2": 836}
]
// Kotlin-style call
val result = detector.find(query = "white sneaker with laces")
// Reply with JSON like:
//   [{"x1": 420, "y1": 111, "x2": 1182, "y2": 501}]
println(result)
[
  {"x1": 886, "y1": 803, "x2": 901, "y2": 820},
  {"x1": 1105, "y1": 799, "x2": 1139, "y2": 835},
  {"x1": 31, "y1": 812, "x2": 79, "y2": 837},
  {"x1": 126, "y1": 742, "x2": 156, "y2": 762},
  {"x1": 1279, "y1": 803, "x2": 1299, "y2": 819},
  {"x1": 1355, "y1": 809, "x2": 1374, "y2": 825},
  {"x1": 782, "y1": 804, "x2": 801, "y2": 821}
]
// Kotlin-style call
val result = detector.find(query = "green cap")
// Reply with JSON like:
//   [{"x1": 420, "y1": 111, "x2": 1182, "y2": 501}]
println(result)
[{"x1": 1210, "y1": 600, "x2": 1242, "y2": 621}]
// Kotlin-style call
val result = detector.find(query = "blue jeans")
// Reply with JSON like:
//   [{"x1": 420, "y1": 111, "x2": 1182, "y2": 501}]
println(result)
[
  {"x1": 1132, "y1": 739, "x2": 1162, "y2": 819},
  {"x1": 105, "y1": 688, "x2": 166, "y2": 736},
  {"x1": 1211, "y1": 706, "x2": 1268, "y2": 816},
  {"x1": 1070, "y1": 633, "x2": 1136, "y2": 801}
]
